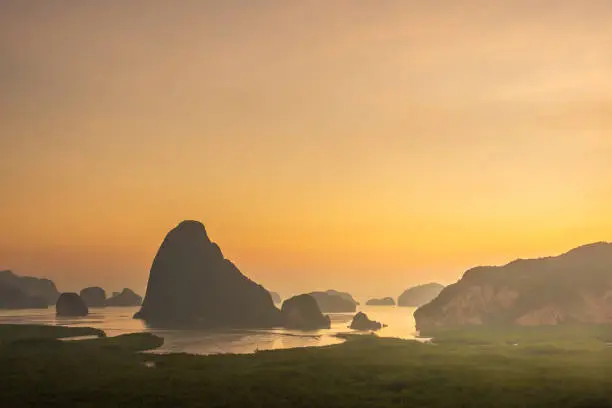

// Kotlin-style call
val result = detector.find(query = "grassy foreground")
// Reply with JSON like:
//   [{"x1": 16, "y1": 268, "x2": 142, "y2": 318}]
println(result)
[{"x1": 2, "y1": 324, "x2": 612, "y2": 407}]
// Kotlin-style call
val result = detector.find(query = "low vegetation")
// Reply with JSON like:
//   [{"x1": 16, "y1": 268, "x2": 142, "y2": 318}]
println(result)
[
  {"x1": 0, "y1": 324, "x2": 105, "y2": 343},
  {"x1": 2, "y1": 324, "x2": 612, "y2": 407},
  {"x1": 422, "y1": 324, "x2": 612, "y2": 348}
]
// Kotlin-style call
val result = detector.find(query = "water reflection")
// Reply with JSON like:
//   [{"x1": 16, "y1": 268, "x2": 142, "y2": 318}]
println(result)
[
  {"x1": 0, "y1": 305, "x2": 420, "y2": 355},
  {"x1": 147, "y1": 328, "x2": 344, "y2": 355},
  {"x1": 356, "y1": 305, "x2": 420, "y2": 339}
]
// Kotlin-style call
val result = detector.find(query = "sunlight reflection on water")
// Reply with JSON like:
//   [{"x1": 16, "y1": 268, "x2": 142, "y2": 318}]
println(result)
[{"x1": 0, "y1": 305, "x2": 420, "y2": 355}]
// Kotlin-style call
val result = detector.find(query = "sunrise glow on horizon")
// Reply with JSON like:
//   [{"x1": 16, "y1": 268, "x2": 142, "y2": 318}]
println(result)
[{"x1": 1, "y1": 1, "x2": 611, "y2": 298}]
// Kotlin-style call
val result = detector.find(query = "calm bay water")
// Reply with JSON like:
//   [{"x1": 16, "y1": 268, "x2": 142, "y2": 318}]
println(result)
[{"x1": 0, "y1": 305, "x2": 419, "y2": 355}]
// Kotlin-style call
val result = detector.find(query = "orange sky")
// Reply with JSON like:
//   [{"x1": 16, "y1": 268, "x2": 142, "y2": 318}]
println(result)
[{"x1": 1, "y1": 1, "x2": 611, "y2": 299}]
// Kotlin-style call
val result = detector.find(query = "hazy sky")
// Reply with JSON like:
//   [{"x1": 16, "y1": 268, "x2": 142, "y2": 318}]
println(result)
[{"x1": 1, "y1": 1, "x2": 611, "y2": 299}]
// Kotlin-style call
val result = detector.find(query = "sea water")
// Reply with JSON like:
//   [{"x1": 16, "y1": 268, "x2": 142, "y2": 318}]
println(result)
[{"x1": 0, "y1": 305, "x2": 419, "y2": 355}]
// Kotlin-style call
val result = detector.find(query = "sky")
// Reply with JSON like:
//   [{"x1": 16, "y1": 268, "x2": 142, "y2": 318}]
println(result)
[{"x1": 1, "y1": 1, "x2": 612, "y2": 300}]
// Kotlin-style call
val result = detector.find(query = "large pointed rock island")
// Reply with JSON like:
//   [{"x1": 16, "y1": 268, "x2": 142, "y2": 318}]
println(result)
[{"x1": 134, "y1": 221, "x2": 281, "y2": 327}]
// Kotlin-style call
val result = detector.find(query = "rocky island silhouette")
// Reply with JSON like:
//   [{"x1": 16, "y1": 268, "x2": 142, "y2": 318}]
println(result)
[{"x1": 134, "y1": 220, "x2": 281, "y2": 328}]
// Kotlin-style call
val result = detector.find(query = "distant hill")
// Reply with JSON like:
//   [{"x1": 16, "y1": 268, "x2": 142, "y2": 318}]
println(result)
[
  {"x1": 366, "y1": 297, "x2": 395, "y2": 306},
  {"x1": 308, "y1": 291, "x2": 357, "y2": 313},
  {"x1": 397, "y1": 283, "x2": 444, "y2": 307},
  {"x1": 0, "y1": 270, "x2": 59, "y2": 305},
  {"x1": 324, "y1": 290, "x2": 359, "y2": 306},
  {"x1": 281, "y1": 294, "x2": 330, "y2": 330},
  {"x1": 0, "y1": 283, "x2": 48, "y2": 309},
  {"x1": 107, "y1": 288, "x2": 142, "y2": 307},
  {"x1": 414, "y1": 242, "x2": 612, "y2": 331}
]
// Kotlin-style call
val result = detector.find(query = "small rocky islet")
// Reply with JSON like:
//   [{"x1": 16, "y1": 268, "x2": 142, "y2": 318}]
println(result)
[
  {"x1": 106, "y1": 288, "x2": 142, "y2": 307},
  {"x1": 0, "y1": 270, "x2": 142, "y2": 312},
  {"x1": 56, "y1": 293, "x2": 89, "y2": 317},
  {"x1": 281, "y1": 294, "x2": 331, "y2": 330},
  {"x1": 366, "y1": 297, "x2": 395, "y2": 306},
  {"x1": 79, "y1": 287, "x2": 106, "y2": 308},
  {"x1": 78, "y1": 287, "x2": 142, "y2": 308},
  {"x1": 350, "y1": 312, "x2": 384, "y2": 331}
]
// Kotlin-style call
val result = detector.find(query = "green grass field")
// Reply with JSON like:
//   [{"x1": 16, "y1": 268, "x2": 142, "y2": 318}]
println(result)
[{"x1": 1, "y1": 324, "x2": 612, "y2": 407}]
